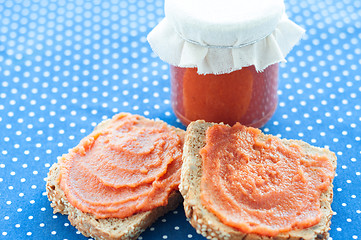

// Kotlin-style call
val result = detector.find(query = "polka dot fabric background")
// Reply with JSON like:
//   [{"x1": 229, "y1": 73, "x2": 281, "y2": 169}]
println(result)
[{"x1": 0, "y1": 0, "x2": 360, "y2": 239}]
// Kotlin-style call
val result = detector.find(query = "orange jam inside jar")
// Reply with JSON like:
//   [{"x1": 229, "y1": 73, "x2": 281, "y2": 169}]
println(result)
[{"x1": 170, "y1": 64, "x2": 279, "y2": 128}]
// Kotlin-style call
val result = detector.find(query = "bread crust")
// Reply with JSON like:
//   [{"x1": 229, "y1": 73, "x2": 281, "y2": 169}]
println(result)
[
  {"x1": 180, "y1": 120, "x2": 337, "y2": 240},
  {"x1": 46, "y1": 113, "x2": 184, "y2": 240}
]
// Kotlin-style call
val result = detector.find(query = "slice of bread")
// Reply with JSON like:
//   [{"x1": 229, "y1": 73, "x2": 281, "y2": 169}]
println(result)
[
  {"x1": 180, "y1": 120, "x2": 337, "y2": 240},
  {"x1": 46, "y1": 114, "x2": 184, "y2": 240}
]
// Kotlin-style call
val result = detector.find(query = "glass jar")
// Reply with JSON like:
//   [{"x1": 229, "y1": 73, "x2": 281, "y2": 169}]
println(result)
[
  {"x1": 148, "y1": 0, "x2": 304, "y2": 127},
  {"x1": 170, "y1": 64, "x2": 278, "y2": 128}
]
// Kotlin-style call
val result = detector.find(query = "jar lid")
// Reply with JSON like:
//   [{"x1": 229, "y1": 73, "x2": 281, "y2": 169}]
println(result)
[{"x1": 148, "y1": 0, "x2": 305, "y2": 74}]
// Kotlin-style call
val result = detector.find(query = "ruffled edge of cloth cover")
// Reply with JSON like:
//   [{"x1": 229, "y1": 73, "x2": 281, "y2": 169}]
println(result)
[{"x1": 147, "y1": 14, "x2": 305, "y2": 75}]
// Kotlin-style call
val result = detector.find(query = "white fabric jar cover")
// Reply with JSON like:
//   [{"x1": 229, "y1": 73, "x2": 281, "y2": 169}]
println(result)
[{"x1": 147, "y1": 0, "x2": 305, "y2": 75}]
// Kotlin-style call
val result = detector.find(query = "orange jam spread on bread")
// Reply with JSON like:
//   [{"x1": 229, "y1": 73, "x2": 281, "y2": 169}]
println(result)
[
  {"x1": 199, "y1": 123, "x2": 335, "y2": 236},
  {"x1": 170, "y1": 64, "x2": 278, "y2": 127},
  {"x1": 59, "y1": 113, "x2": 184, "y2": 218}
]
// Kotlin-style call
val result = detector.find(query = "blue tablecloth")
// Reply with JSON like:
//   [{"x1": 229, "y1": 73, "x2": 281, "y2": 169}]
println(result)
[{"x1": 0, "y1": 0, "x2": 360, "y2": 239}]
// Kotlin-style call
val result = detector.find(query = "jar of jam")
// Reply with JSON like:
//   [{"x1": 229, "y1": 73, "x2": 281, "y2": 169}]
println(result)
[{"x1": 148, "y1": 0, "x2": 304, "y2": 127}]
